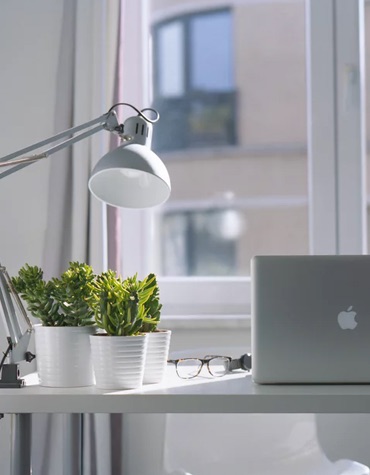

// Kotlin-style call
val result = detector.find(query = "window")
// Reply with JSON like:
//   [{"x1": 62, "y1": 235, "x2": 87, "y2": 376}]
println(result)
[
  {"x1": 162, "y1": 208, "x2": 241, "y2": 276},
  {"x1": 151, "y1": 1, "x2": 308, "y2": 279},
  {"x1": 152, "y1": 9, "x2": 237, "y2": 151},
  {"x1": 120, "y1": 1, "x2": 366, "y2": 317}
]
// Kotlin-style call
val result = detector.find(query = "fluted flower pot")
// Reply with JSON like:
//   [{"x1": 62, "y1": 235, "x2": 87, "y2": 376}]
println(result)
[
  {"x1": 143, "y1": 329, "x2": 171, "y2": 384},
  {"x1": 34, "y1": 324, "x2": 95, "y2": 387},
  {"x1": 90, "y1": 333, "x2": 148, "y2": 389}
]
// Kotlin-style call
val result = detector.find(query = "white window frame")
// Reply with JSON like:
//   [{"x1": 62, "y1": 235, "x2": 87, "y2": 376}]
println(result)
[
  {"x1": 308, "y1": 0, "x2": 366, "y2": 255},
  {"x1": 120, "y1": 0, "x2": 366, "y2": 321}
]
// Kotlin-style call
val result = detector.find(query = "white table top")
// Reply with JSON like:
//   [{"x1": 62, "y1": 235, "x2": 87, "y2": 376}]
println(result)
[{"x1": 1, "y1": 368, "x2": 370, "y2": 414}]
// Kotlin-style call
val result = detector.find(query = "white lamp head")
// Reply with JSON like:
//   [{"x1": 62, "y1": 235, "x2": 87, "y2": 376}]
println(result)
[
  {"x1": 88, "y1": 111, "x2": 171, "y2": 208},
  {"x1": 88, "y1": 142, "x2": 171, "y2": 208}
]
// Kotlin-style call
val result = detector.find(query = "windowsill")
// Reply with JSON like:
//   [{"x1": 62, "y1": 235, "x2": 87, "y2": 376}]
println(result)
[{"x1": 160, "y1": 314, "x2": 251, "y2": 330}]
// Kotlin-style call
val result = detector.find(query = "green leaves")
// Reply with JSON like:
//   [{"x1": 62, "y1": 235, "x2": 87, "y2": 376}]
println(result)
[
  {"x1": 88, "y1": 271, "x2": 162, "y2": 336},
  {"x1": 11, "y1": 263, "x2": 162, "y2": 333},
  {"x1": 140, "y1": 273, "x2": 162, "y2": 333},
  {"x1": 12, "y1": 262, "x2": 95, "y2": 327},
  {"x1": 51, "y1": 262, "x2": 95, "y2": 326}
]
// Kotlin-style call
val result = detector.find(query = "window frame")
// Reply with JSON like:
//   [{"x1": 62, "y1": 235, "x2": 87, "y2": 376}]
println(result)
[
  {"x1": 120, "y1": 0, "x2": 366, "y2": 320},
  {"x1": 307, "y1": 0, "x2": 366, "y2": 255}
]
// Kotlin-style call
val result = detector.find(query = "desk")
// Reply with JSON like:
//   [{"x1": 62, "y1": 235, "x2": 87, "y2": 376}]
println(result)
[
  {"x1": 2, "y1": 369, "x2": 370, "y2": 475},
  {"x1": 1, "y1": 368, "x2": 370, "y2": 414}
]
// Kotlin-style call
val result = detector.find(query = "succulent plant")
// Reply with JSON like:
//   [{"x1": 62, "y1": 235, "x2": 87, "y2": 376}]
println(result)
[
  {"x1": 88, "y1": 271, "x2": 161, "y2": 336},
  {"x1": 12, "y1": 262, "x2": 162, "y2": 333},
  {"x1": 11, "y1": 262, "x2": 95, "y2": 326}
]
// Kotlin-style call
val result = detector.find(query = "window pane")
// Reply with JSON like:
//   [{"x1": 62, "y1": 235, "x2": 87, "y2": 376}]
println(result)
[
  {"x1": 162, "y1": 210, "x2": 238, "y2": 276},
  {"x1": 150, "y1": 1, "x2": 308, "y2": 277},
  {"x1": 153, "y1": 10, "x2": 235, "y2": 151},
  {"x1": 190, "y1": 11, "x2": 234, "y2": 92},
  {"x1": 157, "y1": 21, "x2": 184, "y2": 97}
]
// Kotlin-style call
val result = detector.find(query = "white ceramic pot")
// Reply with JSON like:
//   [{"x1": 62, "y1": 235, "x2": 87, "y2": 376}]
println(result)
[
  {"x1": 34, "y1": 324, "x2": 95, "y2": 387},
  {"x1": 90, "y1": 333, "x2": 147, "y2": 389},
  {"x1": 143, "y1": 329, "x2": 171, "y2": 384}
]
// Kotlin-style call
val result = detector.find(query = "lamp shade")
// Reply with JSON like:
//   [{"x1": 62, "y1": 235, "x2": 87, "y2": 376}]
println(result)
[{"x1": 88, "y1": 143, "x2": 171, "y2": 208}]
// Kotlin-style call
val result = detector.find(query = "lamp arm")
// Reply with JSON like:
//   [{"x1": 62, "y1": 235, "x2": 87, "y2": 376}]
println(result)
[
  {"x1": 0, "y1": 266, "x2": 33, "y2": 364},
  {"x1": 0, "y1": 113, "x2": 108, "y2": 164},
  {"x1": 31, "y1": 123, "x2": 103, "y2": 161},
  {"x1": 0, "y1": 110, "x2": 123, "y2": 180},
  {"x1": 0, "y1": 271, "x2": 19, "y2": 344}
]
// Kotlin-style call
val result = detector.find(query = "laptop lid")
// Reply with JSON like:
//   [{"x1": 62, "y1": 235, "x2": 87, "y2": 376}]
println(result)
[{"x1": 251, "y1": 255, "x2": 370, "y2": 384}]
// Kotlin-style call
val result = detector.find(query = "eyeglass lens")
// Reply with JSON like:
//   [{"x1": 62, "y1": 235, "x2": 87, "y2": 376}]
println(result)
[
  {"x1": 176, "y1": 357, "x2": 230, "y2": 379},
  {"x1": 207, "y1": 356, "x2": 230, "y2": 377},
  {"x1": 176, "y1": 358, "x2": 202, "y2": 379}
]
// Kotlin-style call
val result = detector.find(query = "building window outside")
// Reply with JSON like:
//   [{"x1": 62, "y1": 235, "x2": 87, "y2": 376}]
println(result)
[
  {"x1": 152, "y1": 9, "x2": 237, "y2": 152},
  {"x1": 162, "y1": 208, "x2": 244, "y2": 276},
  {"x1": 150, "y1": 1, "x2": 308, "y2": 279}
]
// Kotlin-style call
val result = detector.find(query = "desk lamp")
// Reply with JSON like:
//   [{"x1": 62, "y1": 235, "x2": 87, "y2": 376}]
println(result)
[{"x1": 0, "y1": 102, "x2": 171, "y2": 388}]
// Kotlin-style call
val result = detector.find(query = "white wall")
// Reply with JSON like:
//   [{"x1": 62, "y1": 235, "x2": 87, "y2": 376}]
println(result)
[
  {"x1": 0, "y1": 0, "x2": 63, "y2": 274},
  {"x1": 0, "y1": 2, "x2": 63, "y2": 471}
]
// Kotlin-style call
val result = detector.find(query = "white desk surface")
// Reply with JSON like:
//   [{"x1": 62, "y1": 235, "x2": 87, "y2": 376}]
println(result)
[{"x1": 1, "y1": 368, "x2": 370, "y2": 414}]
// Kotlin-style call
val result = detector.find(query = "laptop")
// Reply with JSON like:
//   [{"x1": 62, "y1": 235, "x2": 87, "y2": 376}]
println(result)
[{"x1": 251, "y1": 255, "x2": 370, "y2": 384}]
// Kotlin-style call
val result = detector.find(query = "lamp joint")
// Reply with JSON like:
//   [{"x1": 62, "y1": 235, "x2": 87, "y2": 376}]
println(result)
[
  {"x1": 25, "y1": 352, "x2": 35, "y2": 363},
  {"x1": 102, "y1": 110, "x2": 121, "y2": 134}
]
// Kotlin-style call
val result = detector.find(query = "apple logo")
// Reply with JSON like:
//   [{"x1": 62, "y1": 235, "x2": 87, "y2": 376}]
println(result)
[{"x1": 337, "y1": 306, "x2": 358, "y2": 330}]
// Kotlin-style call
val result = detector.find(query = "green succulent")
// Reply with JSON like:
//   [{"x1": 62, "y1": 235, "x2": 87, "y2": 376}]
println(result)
[
  {"x1": 51, "y1": 262, "x2": 95, "y2": 326},
  {"x1": 88, "y1": 271, "x2": 161, "y2": 336},
  {"x1": 140, "y1": 273, "x2": 162, "y2": 333},
  {"x1": 11, "y1": 262, "x2": 95, "y2": 327}
]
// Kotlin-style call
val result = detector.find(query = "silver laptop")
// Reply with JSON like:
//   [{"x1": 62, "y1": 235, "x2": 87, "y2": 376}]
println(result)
[{"x1": 252, "y1": 255, "x2": 370, "y2": 384}]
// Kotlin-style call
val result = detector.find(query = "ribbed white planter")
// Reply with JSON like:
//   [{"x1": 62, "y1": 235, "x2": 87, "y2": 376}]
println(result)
[
  {"x1": 143, "y1": 329, "x2": 171, "y2": 384},
  {"x1": 90, "y1": 333, "x2": 147, "y2": 389},
  {"x1": 34, "y1": 324, "x2": 95, "y2": 387}
]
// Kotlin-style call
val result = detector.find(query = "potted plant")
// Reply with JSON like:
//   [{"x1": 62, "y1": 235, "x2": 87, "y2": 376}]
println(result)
[
  {"x1": 11, "y1": 262, "x2": 96, "y2": 387},
  {"x1": 88, "y1": 271, "x2": 156, "y2": 389},
  {"x1": 140, "y1": 273, "x2": 171, "y2": 384}
]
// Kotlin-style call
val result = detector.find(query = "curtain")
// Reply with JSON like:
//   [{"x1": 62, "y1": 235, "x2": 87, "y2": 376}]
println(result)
[
  {"x1": 42, "y1": 0, "x2": 120, "y2": 279},
  {"x1": 33, "y1": 0, "x2": 122, "y2": 474}
]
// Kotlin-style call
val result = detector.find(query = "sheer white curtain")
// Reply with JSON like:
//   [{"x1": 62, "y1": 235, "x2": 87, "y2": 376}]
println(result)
[
  {"x1": 42, "y1": 0, "x2": 120, "y2": 278},
  {"x1": 32, "y1": 1, "x2": 121, "y2": 474}
]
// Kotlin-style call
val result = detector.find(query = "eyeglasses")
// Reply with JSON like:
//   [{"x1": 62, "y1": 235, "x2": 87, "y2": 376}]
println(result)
[
  {"x1": 168, "y1": 353, "x2": 252, "y2": 380},
  {"x1": 168, "y1": 355, "x2": 232, "y2": 379}
]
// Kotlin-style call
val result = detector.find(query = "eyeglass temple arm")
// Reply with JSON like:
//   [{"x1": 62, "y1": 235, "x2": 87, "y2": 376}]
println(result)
[{"x1": 229, "y1": 354, "x2": 252, "y2": 371}]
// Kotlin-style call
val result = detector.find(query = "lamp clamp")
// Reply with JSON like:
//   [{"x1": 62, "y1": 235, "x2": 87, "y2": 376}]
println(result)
[{"x1": 0, "y1": 266, "x2": 34, "y2": 388}]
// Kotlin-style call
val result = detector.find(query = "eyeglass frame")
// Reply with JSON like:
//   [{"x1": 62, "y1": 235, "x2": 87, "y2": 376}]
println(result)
[{"x1": 167, "y1": 353, "x2": 251, "y2": 380}]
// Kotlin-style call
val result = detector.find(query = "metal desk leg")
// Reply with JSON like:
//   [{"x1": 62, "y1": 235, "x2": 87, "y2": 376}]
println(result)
[{"x1": 11, "y1": 414, "x2": 31, "y2": 475}]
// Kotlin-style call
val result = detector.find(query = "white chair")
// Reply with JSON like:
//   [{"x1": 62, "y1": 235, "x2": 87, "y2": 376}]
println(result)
[
  {"x1": 163, "y1": 348, "x2": 369, "y2": 475},
  {"x1": 163, "y1": 414, "x2": 368, "y2": 475}
]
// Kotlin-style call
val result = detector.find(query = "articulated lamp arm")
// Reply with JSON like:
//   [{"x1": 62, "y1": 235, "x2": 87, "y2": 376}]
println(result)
[
  {"x1": 0, "y1": 102, "x2": 170, "y2": 209},
  {"x1": 0, "y1": 102, "x2": 161, "y2": 178},
  {"x1": 0, "y1": 266, "x2": 33, "y2": 360},
  {"x1": 0, "y1": 265, "x2": 35, "y2": 387},
  {"x1": 0, "y1": 110, "x2": 118, "y2": 179}
]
